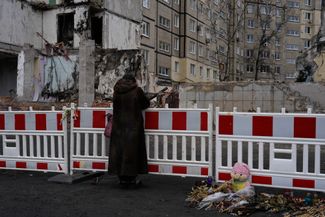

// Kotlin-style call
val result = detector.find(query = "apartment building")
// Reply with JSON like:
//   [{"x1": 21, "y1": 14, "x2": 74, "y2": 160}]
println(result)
[
  {"x1": 141, "y1": 0, "x2": 225, "y2": 88},
  {"x1": 243, "y1": 0, "x2": 321, "y2": 81}
]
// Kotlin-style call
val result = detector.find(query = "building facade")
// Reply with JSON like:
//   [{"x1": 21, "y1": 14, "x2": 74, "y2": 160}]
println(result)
[
  {"x1": 141, "y1": 0, "x2": 227, "y2": 91},
  {"x1": 243, "y1": 0, "x2": 321, "y2": 81},
  {"x1": 0, "y1": 0, "x2": 142, "y2": 99}
]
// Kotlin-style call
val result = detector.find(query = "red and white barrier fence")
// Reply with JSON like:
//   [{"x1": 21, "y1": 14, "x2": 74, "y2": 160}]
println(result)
[
  {"x1": 69, "y1": 104, "x2": 213, "y2": 178},
  {"x1": 0, "y1": 107, "x2": 68, "y2": 174},
  {"x1": 215, "y1": 107, "x2": 325, "y2": 192},
  {"x1": 1, "y1": 104, "x2": 324, "y2": 193}
]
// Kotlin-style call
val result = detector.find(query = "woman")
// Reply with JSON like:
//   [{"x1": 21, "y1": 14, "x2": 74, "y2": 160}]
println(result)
[{"x1": 108, "y1": 74, "x2": 150, "y2": 187}]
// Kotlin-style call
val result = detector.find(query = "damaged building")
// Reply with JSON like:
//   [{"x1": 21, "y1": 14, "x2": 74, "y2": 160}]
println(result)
[{"x1": 0, "y1": 0, "x2": 144, "y2": 106}]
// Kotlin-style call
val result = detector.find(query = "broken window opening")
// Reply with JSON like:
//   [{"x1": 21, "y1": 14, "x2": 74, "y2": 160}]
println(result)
[
  {"x1": 0, "y1": 52, "x2": 18, "y2": 97},
  {"x1": 91, "y1": 16, "x2": 103, "y2": 47},
  {"x1": 57, "y1": 13, "x2": 74, "y2": 47}
]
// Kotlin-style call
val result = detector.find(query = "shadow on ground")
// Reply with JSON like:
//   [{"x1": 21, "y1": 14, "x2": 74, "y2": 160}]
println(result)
[{"x1": 0, "y1": 171, "x2": 295, "y2": 217}]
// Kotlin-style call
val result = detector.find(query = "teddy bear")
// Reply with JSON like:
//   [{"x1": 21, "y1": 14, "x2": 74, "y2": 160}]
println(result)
[{"x1": 230, "y1": 162, "x2": 251, "y2": 193}]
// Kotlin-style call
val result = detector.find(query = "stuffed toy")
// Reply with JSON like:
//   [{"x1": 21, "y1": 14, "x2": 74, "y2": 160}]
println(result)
[{"x1": 230, "y1": 162, "x2": 251, "y2": 192}]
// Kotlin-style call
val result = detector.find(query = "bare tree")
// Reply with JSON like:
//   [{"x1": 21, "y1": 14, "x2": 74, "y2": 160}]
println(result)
[
  {"x1": 245, "y1": 0, "x2": 290, "y2": 80},
  {"x1": 206, "y1": 0, "x2": 247, "y2": 81}
]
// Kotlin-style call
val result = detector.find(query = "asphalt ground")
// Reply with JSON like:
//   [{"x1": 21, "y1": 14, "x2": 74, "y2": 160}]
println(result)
[{"x1": 0, "y1": 170, "x2": 294, "y2": 217}]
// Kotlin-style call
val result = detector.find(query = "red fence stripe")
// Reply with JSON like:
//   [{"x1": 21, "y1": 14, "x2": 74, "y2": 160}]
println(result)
[
  {"x1": 172, "y1": 112, "x2": 187, "y2": 130},
  {"x1": 200, "y1": 112, "x2": 208, "y2": 131},
  {"x1": 252, "y1": 175, "x2": 272, "y2": 185},
  {"x1": 172, "y1": 166, "x2": 187, "y2": 174},
  {"x1": 201, "y1": 167, "x2": 209, "y2": 176},
  {"x1": 57, "y1": 113, "x2": 63, "y2": 130},
  {"x1": 218, "y1": 172, "x2": 231, "y2": 181},
  {"x1": 92, "y1": 162, "x2": 106, "y2": 170},
  {"x1": 74, "y1": 110, "x2": 80, "y2": 128},
  {"x1": 37, "y1": 163, "x2": 48, "y2": 170},
  {"x1": 93, "y1": 111, "x2": 106, "y2": 128},
  {"x1": 293, "y1": 179, "x2": 315, "y2": 189},
  {"x1": 219, "y1": 115, "x2": 233, "y2": 135},
  {"x1": 0, "y1": 114, "x2": 5, "y2": 130},
  {"x1": 145, "y1": 112, "x2": 159, "y2": 129},
  {"x1": 15, "y1": 114, "x2": 25, "y2": 130},
  {"x1": 148, "y1": 164, "x2": 159, "y2": 173},
  {"x1": 294, "y1": 117, "x2": 316, "y2": 138},
  {"x1": 253, "y1": 116, "x2": 273, "y2": 136},
  {"x1": 0, "y1": 161, "x2": 6, "y2": 168},
  {"x1": 36, "y1": 114, "x2": 47, "y2": 130},
  {"x1": 16, "y1": 162, "x2": 27, "y2": 169},
  {"x1": 73, "y1": 161, "x2": 80, "y2": 168}
]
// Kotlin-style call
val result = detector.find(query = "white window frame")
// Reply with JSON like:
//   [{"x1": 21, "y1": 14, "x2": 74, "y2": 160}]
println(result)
[
  {"x1": 159, "y1": 16, "x2": 170, "y2": 29},
  {"x1": 174, "y1": 61, "x2": 179, "y2": 72},
  {"x1": 189, "y1": 19, "x2": 196, "y2": 32},
  {"x1": 159, "y1": 66, "x2": 169, "y2": 76},
  {"x1": 159, "y1": 41, "x2": 170, "y2": 52},
  {"x1": 142, "y1": 21, "x2": 150, "y2": 37},
  {"x1": 189, "y1": 41, "x2": 196, "y2": 54},
  {"x1": 190, "y1": 64, "x2": 195, "y2": 75},
  {"x1": 174, "y1": 14, "x2": 179, "y2": 28},
  {"x1": 174, "y1": 37, "x2": 179, "y2": 51},
  {"x1": 143, "y1": 0, "x2": 150, "y2": 9}
]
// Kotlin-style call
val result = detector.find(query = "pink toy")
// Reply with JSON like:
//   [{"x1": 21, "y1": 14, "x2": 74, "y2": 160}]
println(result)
[{"x1": 230, "y1": 162, "x2": 251, "y2": 192}]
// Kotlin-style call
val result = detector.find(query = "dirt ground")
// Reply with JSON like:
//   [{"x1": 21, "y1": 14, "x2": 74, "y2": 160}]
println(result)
[{"x1": 0, "y1": 170, "x2": 286, "y2": 217}]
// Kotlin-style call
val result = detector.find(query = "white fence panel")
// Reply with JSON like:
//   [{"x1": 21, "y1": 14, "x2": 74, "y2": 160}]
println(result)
[
  {"x1": 0, "y1": 107, "x2": 68, "y2": 174},
  {"x1": 215, "y1": 107, "x2": 325, "y2": 192},
  {"x1": 70, "y1": 104, "x2": 213, "y2": 178}
]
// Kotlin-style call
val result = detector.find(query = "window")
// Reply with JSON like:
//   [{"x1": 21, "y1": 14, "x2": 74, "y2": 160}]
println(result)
[
  {"x1": 174, "y1": 0, "x2": 179, "y2": 4},
  {"x1": 198, "y1": 24, "x2": 204, "y2": 36},
  {"x1": 286, "y1": 44, "x2": 299, "y2": 50},
  {"x1": 143, "y1": 50, "x2": 149, "y2": 65},
  {"x1": 189, "y1": 19, "x2": 196, "y2": 32},
  {"x1": 304, "y1": 12, "x2": 311, "y2": 20},
  {"x1": 189, "y1": 41, "x2": 196, "y2": 54},
  {"x1": 288, "y1": 15, "x2": 300, "y2": 23},
  {"x1": 143, "y1": 0, "x2": 150, "y2": 8},
  {"x1": 305, "y1": 0, "x2": 311, "y2": 6},
  {"x1": 305, "y1": 26, "x2": 311, "y2": 34},
  {"x1": 57, "y1": 13, "x2": 74, "y2": 47},
  {"x1": 219, "y1": 45, "x2": 225, "y2": 54},
  {"x1": 190, "y1": 0, "x2": 196, "y2": 10},
  {"x1": 206, "y1": 48, "x2": 210, "y2": 59},
  {"x1": 248, "y1": 19, "x2": 254, "y2": 28},
  {"x1": 304, "y1": 40, "x2": 311, "y2": 48},
  {"x1": 174, "y1": 37, "x2": 179, "y2": 50},
  {"x1": 199, "y1": 66, "x2": 203, "y2": 77},
  {"x1": 247, "y1": 4, "x2": 254, "y2": 13},
  {"x1": 288, "y1": 1, "x2": 300, "y2": 8},
  {"x1": 275, "y1": 38, "x2": 280, "y2": 46},
  {"x1": 174, "y1": 61, "x2": 179, "y2": 72},
  {"x1": 213, "y1": 70, "x2": 218, "y2": 79},
  {"x1": 247, "y1": 34, "x2": 254, "y2": 43},
  {"x1": 159, "y1": 66, "x2": 169, "y2": 76},
  {"x1": 275, "y1": 52, "x2": 280, "y2": 60},
  {"x1": 219, "y1": 28, "x2": 226, "y2": 38},
  {"x1": 159, "y1": 16, "x2": 170, "y2": 28},
  {"x1": 260, "y1": 65, "x2": 270, "y2": 73},
  {"x1": 190, "y1": 64, "x2": 195, "y2": 75},
  {"x1": 246, "y1": 49, "x2": 253, "y2": 57},
  {"x1": 275, "y1": 8, "x2": 281, "y2": 17},
  {"x1": 287, "y1": 58, "x2": 296, "y2": 64},
  {"x1": 174, "y1": 15, "x2": 179, "y2": 28},
  {"x1": 159, "y1": 41, "x2": 170, "y2": 52},
  {"x1": 198, "y1": 45, "x2": 204, "y2": 56},
  {"x1": 260, "y1": 51, "x2": 270, "y2": 58},
  {"x1": 287, "y1": 29, "x2": 299, "y2": 36},
  {"x1": 142, "y1": 21, "x2": 150, "y2": 37},
  {"x1": 206, "y1": 68, "x2": 210, "y2": 79},
  {"x1": 275, "y1": 66, "x2": 281, "y2": 74},
  {"x1": 247, "y1": 65, "x2": 254, "y2": 73},
  {"x1": 199, "y1": 3, "x2": 204, "y2": 14}
]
